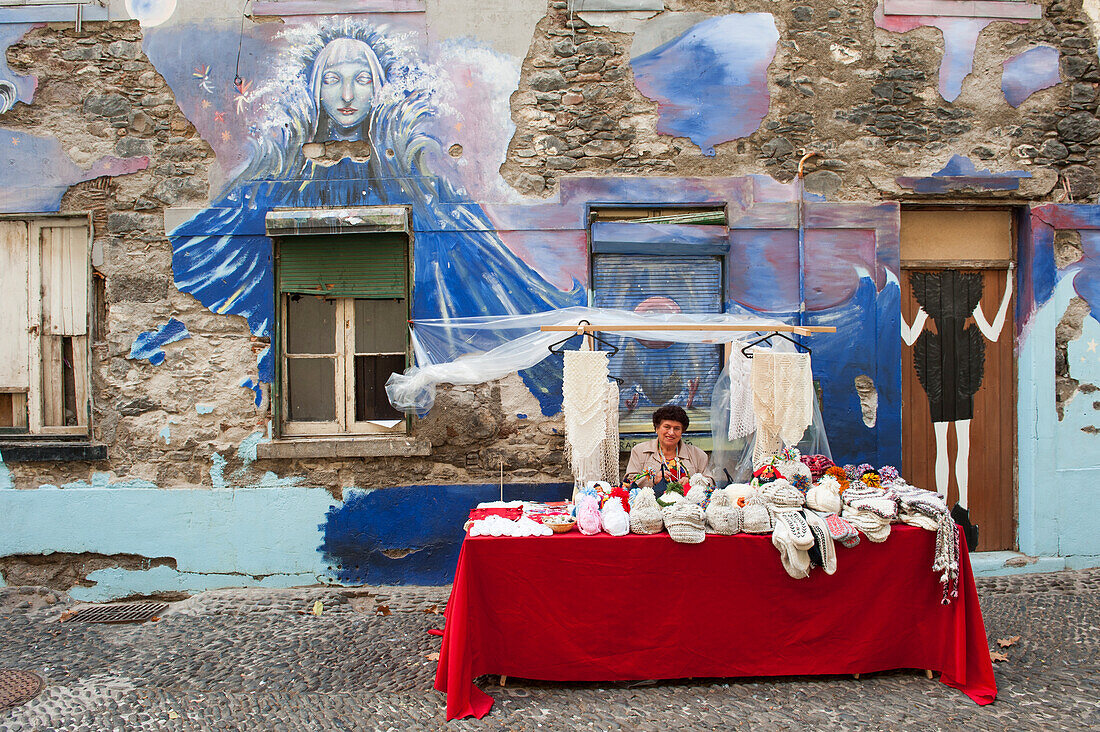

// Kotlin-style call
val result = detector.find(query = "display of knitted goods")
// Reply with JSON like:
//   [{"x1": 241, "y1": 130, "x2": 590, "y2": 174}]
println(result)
[
  {"x1": 806, "y1": 475, "x2": 843, "y2": 514},
  {"x1": 741, "y1": 491, "x2": 772, "y2": 533},
  {"x1": 605, "y1": 485, "x2": 631, "y2": 513},
  {"x1": 727, "y1": 349, "x2": 756, "y2": 440},
  {"x1": 627, "y1": 487, "x2": 641, "y2": 506},
  {"x1": 663, "y1": 501, "x2": 706, "y2": 544},
  {"x1": 800, "y1": 454, "x2": 836, "y2": 482},
  {"x1": 601, "y1": 499, "x2": 630, "y2": 537},
  {"x1": 629, "y1": 487, "x2": 664, "y2": 535},
  {"x1": 750, "y1": 350, "x2": 814, "y2": 466},
  {"x1": 705, "y1": 489, "x2": 743, "y2": 535},
  {"x1": 804, "y1": 509, "x2": 837, "y2": 575},
  {"x1": 824, "y1": 512, "x2": 861, "y2": 548},
  {"x1": 859, "y1": 471, "x2": 882, "y2": 489},
  {"x1": 888, "y1": 481, "x2": 960, "y2": 603},
  {"x1": 468, "y1": 515, "x2": 554, "y2": 537},
  {"x1": 599, "y1": 380, "x2": 620, "y2": 484},
  {"x1": 576, "y1": 494, "x2": 603, "y2": 535},
  {"x1": 562, "y1": 350, "x2": 610, "y2": 483},
  {"x1": 842, "y1": 464, "x2": 859, "y2": 480},
  {"x1": 770, "y1": 508, "x2": 814, "y2": 579}
]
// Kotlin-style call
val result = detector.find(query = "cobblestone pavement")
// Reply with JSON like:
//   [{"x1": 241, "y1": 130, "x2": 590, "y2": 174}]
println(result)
[{"x1": 1, "y1": 569, "x2": 1098, "y2": 731}]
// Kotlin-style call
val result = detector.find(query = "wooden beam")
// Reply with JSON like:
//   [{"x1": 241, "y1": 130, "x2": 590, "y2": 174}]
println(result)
[{"x1": 540, "y1": 324, "x2": 836, "y2": 334}]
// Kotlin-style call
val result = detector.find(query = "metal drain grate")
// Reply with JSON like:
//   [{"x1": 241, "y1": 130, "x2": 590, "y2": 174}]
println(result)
[
  {"x1": 64, "y1": 602, "x2": 167, "y2": 624},
  {"x1": 0, "y1": 669, "x2": 44, "y2": 710}
]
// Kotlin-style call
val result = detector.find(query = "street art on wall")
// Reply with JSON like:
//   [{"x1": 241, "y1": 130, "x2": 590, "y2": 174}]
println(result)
[
  {"x1": 1002, "y1": 46, "x2": 1061, "y2": 108},
  {"x1": 630, "y1": 13, "x2": 778, "y2": 156},
  {"x1": 875, "y1": 2, "x2": 1036, "y2": 102},
  {"x1": 163, "y1": 19, "x2": 584, "y2": 406}
]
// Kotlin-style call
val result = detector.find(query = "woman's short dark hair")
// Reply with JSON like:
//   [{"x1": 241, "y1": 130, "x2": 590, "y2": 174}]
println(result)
[{"x1": 652, "y1": 405, "x2": 689, "y2": 431}]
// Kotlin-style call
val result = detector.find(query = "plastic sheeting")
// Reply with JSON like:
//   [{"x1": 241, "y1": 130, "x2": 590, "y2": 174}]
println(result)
[
  {"x1": 385, "y1": 306, "x2": 787, "y2": 414},
  {"x1": 708, "y1": 340, "x2": 832, "y2": 486}
]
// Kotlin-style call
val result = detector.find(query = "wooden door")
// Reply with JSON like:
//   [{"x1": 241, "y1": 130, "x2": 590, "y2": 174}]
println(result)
[{"x1": 900, "y1": 211, "x2": 1016, "y2": 551}]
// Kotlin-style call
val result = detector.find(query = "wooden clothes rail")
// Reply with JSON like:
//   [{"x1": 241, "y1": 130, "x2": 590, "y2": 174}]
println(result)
[{"x1": 540, "y1": 324, "x2": 836, "y2": 337}]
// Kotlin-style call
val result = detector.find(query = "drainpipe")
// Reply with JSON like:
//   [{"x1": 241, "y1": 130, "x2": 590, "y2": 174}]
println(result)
[{"x1": 796, "y1": 151, "x2": 819, "y2": 346}]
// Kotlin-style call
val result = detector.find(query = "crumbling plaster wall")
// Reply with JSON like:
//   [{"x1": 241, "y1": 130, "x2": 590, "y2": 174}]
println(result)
[{"x1": 502, "y1": 0, "x2": 1099, "y2": 200}]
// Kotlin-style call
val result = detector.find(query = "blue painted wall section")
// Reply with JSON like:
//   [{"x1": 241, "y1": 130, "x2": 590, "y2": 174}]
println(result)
[
  {"x1": 321, "y1": 483, "x2": 572, "y2": 585},
  {"x1": 1002, "y1": 46, "x2": 1061, "y2": 108},
  {"x1": 630, "y1": 14, "x2": 778, "y2": 156},
  {"x1": 896, "y1": 155, "x2": 1031, "y2": 194},
  {"x1": 127, "y1": 318, "x2": 192, "y2": 365}
]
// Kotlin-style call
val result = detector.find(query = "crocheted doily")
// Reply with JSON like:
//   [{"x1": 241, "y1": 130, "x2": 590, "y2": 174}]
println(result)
[
  {"x1": 750, "y1": 351, "x2": 813, "y2": 465},
  {"x1": 563, "y1": 350, "x2": 609, "y2": 481},
  {"x1": 728, "y1": 349, "x2": 756, "y2": 440}
]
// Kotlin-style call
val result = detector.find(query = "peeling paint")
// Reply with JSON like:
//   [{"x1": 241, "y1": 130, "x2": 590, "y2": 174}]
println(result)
[
  {"x1": 209, "y1": 452, "x2": 227, "y2": 490},
  {"x1": 128, "y1": 318, "x2": 191, "y2": 365},
  {"x1": 854, "y1": 374, "x2": 878, "y2": 428},
  {"x1": 196, "y1": 403, "x2": 215, "y2": 414},
  {"x1": 0, "y1": 454, "x2": 12, "y2": 491}
]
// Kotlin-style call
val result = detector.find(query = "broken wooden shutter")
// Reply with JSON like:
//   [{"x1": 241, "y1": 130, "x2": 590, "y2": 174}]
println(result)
[
  {"x1": 0, "y1": 222, "x2": 30, "y2": 429},
  {"x1": 39, "y1": 223, "x2": 90, "y2": 428},
  {"x1": 278, "y1": 233, "x2": 407, "y2": 299}
]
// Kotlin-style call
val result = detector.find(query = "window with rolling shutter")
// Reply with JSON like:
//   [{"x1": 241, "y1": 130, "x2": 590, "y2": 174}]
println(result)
[
  {"x1": 274, "y1": 229, "x2": 410, "y2": 436},
  {"x1": 589, "y1": 209, "x2": 728, "y2": 437}
]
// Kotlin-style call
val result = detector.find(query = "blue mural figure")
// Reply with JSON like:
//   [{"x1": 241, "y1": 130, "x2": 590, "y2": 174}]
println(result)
[{"x1": 169, "y1": 21, "x2": 583, "y2": 412}]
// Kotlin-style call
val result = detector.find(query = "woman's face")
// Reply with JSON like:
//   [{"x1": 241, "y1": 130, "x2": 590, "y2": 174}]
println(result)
[
  {"x1": 319, "y1": 59, "x2": 375, "y2": 133},
  {"x1": 656, "y1": 419, "x2": 684, "y2": 452}
]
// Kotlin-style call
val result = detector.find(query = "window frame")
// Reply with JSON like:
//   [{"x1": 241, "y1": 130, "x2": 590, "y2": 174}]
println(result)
[
  {"x1": 271, "y1": 218, "x2": 412, "y2": 439},
  {"x1": 0, "y1": 213, "x2": 93, "y2": 438},
  {"x1": 278, "y1": 295, "x2": 409, "y2": 436}
]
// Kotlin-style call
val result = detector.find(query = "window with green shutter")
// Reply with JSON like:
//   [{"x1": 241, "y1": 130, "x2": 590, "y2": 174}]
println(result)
[{"x1": 275, "y1": 231, "x2": 410, "y2": 436}]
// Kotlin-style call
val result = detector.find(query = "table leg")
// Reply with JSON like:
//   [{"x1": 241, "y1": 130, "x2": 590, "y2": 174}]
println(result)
[
  {"x1": 500, "y1": 675, "x2": 507, "y2": 687},
  {"x1": 853, "y1": 673, "x2": 860, "y2": 680},
  {"x1": 925, "y1": 669, "x2": 934, "y2": 679}
]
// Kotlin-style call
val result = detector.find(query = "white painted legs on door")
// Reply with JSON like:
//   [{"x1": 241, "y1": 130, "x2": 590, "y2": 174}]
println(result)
[
  {"x1": 954, "y1": 419, "x2": 971, "y2": 510},
  {"x1": 932, "y1": 419, "x2": 971, "y2": 510}
]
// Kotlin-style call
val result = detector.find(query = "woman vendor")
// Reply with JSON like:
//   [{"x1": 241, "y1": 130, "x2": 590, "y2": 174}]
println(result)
[{"x1": 624, "y1": 405, "x2": 713, "y2": 492}]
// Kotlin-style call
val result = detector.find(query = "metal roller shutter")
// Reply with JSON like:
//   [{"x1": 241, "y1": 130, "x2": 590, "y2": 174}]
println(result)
[{"x1": 592, "y1": 253, "x2": 723, "y2": 434}]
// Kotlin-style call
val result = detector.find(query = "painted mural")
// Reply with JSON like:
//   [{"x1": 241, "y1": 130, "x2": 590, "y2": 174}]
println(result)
[
  {"x1": 1002, "y1": 46, "x2": 1061, "y2": 108},
  {"x1": 630, "y1": 14, "x2": 778, "y2": 156}
]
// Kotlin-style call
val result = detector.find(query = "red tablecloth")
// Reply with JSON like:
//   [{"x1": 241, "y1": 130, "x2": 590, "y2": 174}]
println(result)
[{"x1": 434, "y1": 524, "x2": 996, "y2": 720}]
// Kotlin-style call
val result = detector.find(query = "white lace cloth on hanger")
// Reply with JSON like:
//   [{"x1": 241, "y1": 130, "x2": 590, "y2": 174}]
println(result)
[
  {"x1": 563, "y1": 349, "x2": 610, "y2": 483},
  {"x1": 728, "y1": 349, "x2": 755, "y2": 440},
  {"x1": 751, "y1": 350, "x2": 813, "y2": 466}
]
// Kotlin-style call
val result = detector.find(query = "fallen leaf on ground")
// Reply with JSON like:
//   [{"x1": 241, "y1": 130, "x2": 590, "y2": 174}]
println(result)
[
  {"x1": 311, "y1": 600, "x2": 324, "y2": 616},
  {"x1": 376, "y1": 604, "x2": 391, "y2": 616},
  {"x1": 425, "y1": 652, "x2": 440, "y2": 661},
  {"x1": 168, "y1": 710, "x2": 179, "y2": 720},
  {"x1": 997, "y1": 636, "x2": 1020, "y2": 648},
  {"x1": 58, "y1": 610, "x2": 76, "y2": 622},
  {"x1": 990, "y1": 651, "x2": 1009, "y2": 663},
  {"x1": 423, "y1": 605, "x2": 441, "y2": 614}
]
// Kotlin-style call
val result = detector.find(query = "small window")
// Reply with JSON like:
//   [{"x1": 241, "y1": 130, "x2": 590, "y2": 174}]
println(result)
[
  {"x1": 589, "y1": 207, "x2": 727, "y2": 435},
  {"x1": 276, "y1": 232, "x2": 409, "y2": 435},
  {"x1": 0, "y1": 217, "x2": 92, "y2": 435}
]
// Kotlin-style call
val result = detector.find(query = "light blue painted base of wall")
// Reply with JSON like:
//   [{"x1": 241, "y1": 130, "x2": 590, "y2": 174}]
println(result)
[
  {"x1": 70, "y1": 565, "x2": 327, "y2": 603},
  {"x1": 0, "y1": 484, "x2": 338, "y2": 601},
  {"x1": 970, "y1": 551, "x2": 1068, "y2": 577},
  {"x1": 1065, "y1": 554, "x2": 1100, "y2": 570}
]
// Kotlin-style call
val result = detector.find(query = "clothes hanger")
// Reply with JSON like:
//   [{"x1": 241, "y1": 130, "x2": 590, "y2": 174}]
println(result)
[
  {"x1": 740, "y1": 331, "x2": 812, "y2": 359},
  {"x1": 547, "y1": 320, "x2": 621, "y2": 358}
]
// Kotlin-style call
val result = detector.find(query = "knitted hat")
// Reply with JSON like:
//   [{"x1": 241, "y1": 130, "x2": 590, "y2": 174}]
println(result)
[
  {"x1": 663, "y1": 501, "x2": 706, "y2": 544},
  {"x1": 762, "y1": 479, "x2": 805, "y2": 510},
  {"x1": 601, "y1": 499, "x2": 629, "y2": 536},
  {"x1": 686, "y1": 484, "x2": 709, "y2": 506},
  {"x1": 741, "y1": 491, "x2": 772, "y2": 534},
  {"x1": 688, "y1": 473, "x2": 713, "y2": 492},
  {"x1": 806, "y1": 476, "x2": 842, "y2": 514},
  {"x1": 800, "y1": 453, "x2": 836, "y2": 482},
  {"x1": 776, "y1": 459, "x2": 812, "y2": 493},
  {"x1": 576, "y1": 494, "x2": 603, "y2": 535},
  {"x1": 725, "y1": 483, "x2": 753, "y2": 507},
  {"x1": 629, "y1": 487, "x2": 664, "y2": 535},
  {"x1": 705, "y1": 490, "x2": 743, "y2": 535}
]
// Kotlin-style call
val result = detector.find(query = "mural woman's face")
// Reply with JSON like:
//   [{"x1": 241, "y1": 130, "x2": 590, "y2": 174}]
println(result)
[{"x1": 319, "y1": 59, "x2": 375, "y2": 134}]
